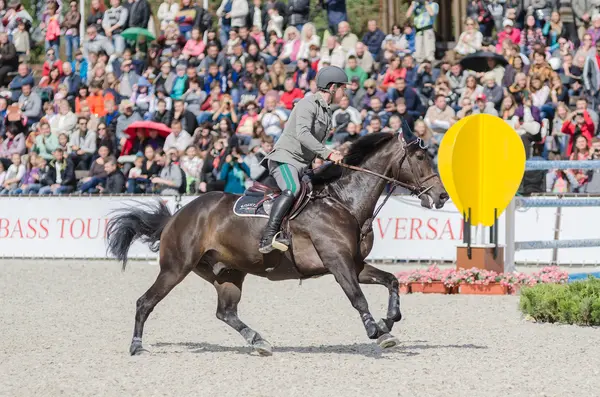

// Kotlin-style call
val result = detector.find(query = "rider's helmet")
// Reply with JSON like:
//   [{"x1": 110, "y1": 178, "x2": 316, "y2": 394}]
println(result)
[{"x1": 316, "y1": 66, "x2": 350, "y2": 90}]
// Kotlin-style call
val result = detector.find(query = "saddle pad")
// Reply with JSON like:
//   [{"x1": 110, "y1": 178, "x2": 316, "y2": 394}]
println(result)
[
  {"x1": 233, "y1": 195, "x2": 305, "y2": 220},
  {"x1": 233, "y1": 195, "x2": 271, "y2": 218}
]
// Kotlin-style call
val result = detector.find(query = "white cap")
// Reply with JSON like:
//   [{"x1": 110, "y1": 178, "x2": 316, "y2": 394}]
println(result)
[{"x1": 503, "y1": 19, "x2": 514, "y2": 27}]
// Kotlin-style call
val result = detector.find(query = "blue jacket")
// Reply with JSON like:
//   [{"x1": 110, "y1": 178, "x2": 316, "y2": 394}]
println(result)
[
  {"x1": 220, "y1": 161, "x2": 251, "y2": 194},
  {"x1": 204, "y1": 72, "x2": 228, "y2": 94},
  {"x1": 362, "y1": 29, "x2": 386, "y2": 57},
  {"x1": 9, "y1": 73, "x2": 34, "y2": 101},
  {"x1": 71, "y1": 59, "x2": 89, "y2": 83}
]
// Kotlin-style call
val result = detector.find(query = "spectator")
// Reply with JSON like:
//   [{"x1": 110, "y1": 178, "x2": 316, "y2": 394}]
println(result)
[
  {"x1": 12, "y1": 153, "x2": 42, "y2": 195},
  {"x1": 424, "y1": 94, "x2": 456, "y2": 134},
  {"x1": 380, "y1": 55, "x2": 406, "y2": 91},
  {"x1": 69, "y1": 116, "x2": 97, "y2": 170},
  {"x1": 338, "y1": 21, "x2": 359, "y2": 57},
  {"x1": 244, "y1": 136, "x2": 273, "y2": 184},
  {"x1": 388, "y1": 77, "x2": 423, "y2": 118},
  {"x1": 33, "y1": 121, "x2": 59, "y2": 161},
  {"x1": 279, "y1": 26, "x2": 301, "y2": 64},
  {"x1": 259, "y1": 94, "x2": 287, "y2": 138},
  {"x1": 583, "y1": 40, "x2": 600, "y2": 105},
  {"x1": 152, "y1": 98, "x2": 173, "y2": 126},
  {"x1": 219, "y1": 146, "x2": 250, "y2": 193},
  {"x1": 180, "y1": 145, "x2": 203, "y2": 192},
  {"x1": 78, "y1": 145, "x2": 114, "y2": 193},
  {"x1": 407, "y1": 0, "x2": 438, "y2": 64},
  {"x1": 0, "y1": 32, "x2": 17, "y2": 87},
  {"x1": 87, "y1": 0, "x2": 106, "y2": 33},
  {"x1": 99, "y1": 158, "x2": 125, "y2": 193},
  {"x1": 12, "y1": 18, "x2": 29, "y2": 61},
  {"x1": 344, "y1": 55, "x2": 367, "y2": 87},
  {"x1": 361, "y1": 19, "x2": 386, "y2": 58},
  {"x1": 127, "y1": 145, "x2": 160, "y2": 192},
  {"x1": 332, "y1": 94, "x2": 361, "y2": 139},
  {"x1": 285, "y1": 0, "x2": 307, "y2": 31},
  {"x1": 482, "y1": 72, "x2": 503, "y2": 110},
  {"x1": 297, "y1": 23, "x2": 320, "y2": 60},
  {"x1": 116, "y1": 100, "x2": 142, "y2": 143},
  {"x1": 0, "y1": 151, "x2": 24, "y2": 194},
  {"x1": 50, "y1": 99, "x2": 77, "y2": 137},
  {"x1": 152, "y1": 148, "x2": 183, "y2": 194},
  {"x1": 39, "y1": 148, "x2": 76, "y2": 195},
  {"x1": 103, "y1": 0, "x2": 129, "y2": 57},
  {"x1": 18, "y1": 82, "x2": 42, "y2": 126},
  {"x1": 164, "y1": 119, "x2": 193, "y2": 155},
  {"x1": 319, "y1": 35, "x2": 345, "y2": 69},
  {"x1": 454, "y1": 17, "x2": 483, "y2": 56},
  {"x1": 173, "y1": 99, "x2": 198, "y2": 132},
  {"x1": 360, "y1": 78, "x2": 386, "y2": 111},
  {"x1": 473, "y1": 93, "x2": 499, "y2": 116},
  {"x1": 216, "y1": 0, "x2": 248, "y2": 46},
  {"x1": 9, "y1": 63, "x2": 33, "y2": 102},
  {"x1": 83, "y1": 24, "x2": 114, "y2": 59},
  {"x1": 320, "y1": 0, "x2": 347, "y2": 35},
  {"x1": 280, "y1": 77, "x2": 304, "y2": 110},
  {"x1": 496, "y1": 18, "x2": 521, "y2": 53},
  {"x1": 562, "y1": 108, "x2": 595, "y2": 156}
]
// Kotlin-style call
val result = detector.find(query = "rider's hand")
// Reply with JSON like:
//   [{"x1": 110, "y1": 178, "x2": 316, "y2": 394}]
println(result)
[{"x1": 328, "y1": 150, "x2": 344, "y2": 164}]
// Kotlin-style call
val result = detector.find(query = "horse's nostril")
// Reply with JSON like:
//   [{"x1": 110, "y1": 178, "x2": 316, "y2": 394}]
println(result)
[{"x1": 440, "y1": 192, "x2": 449, "y2": 201}]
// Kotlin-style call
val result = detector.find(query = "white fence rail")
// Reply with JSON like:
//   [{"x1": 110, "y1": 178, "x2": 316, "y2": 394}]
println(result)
[{"x1": 504, "y1": 160, "x2": 600, "y2": 270}]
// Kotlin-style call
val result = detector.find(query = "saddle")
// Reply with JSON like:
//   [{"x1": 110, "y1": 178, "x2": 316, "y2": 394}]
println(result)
[{"x1": 233, "y1": 177, "x2": 312, "y2": 220}]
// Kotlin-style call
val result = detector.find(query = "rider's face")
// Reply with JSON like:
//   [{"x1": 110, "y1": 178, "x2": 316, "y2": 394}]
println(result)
[{"x1": 332, "y1": 85, "x2": 346, "y2": 104}]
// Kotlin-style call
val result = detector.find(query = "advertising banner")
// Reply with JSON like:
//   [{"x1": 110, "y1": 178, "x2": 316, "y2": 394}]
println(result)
[{"x1": 1, "y1": 196, "x2": 599, "y2": 264}]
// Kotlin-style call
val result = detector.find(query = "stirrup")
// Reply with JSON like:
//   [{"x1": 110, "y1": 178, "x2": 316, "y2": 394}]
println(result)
[{"x1": 259, "y1": 232, "x2": 289, "y2": 254}]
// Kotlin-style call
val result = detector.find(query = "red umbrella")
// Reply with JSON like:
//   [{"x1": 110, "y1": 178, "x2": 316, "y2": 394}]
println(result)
[{"x1": 124, "y1": 121, "x2": 171, "y2": 139}]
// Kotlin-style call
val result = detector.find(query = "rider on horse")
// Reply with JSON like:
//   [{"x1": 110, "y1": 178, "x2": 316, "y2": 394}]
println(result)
[{"x1": 258, "y1": 66, "x2": 349, "y2": 254}]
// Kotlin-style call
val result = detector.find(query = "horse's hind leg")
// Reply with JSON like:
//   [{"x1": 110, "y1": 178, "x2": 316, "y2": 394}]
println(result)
[
  {"x1": 358, "y1": 263, "x2": 402, "y2": 333},
  {"x1": 193, "y1": 264, "x2": 273, "y2": 356},
  {"x1": 130, "y1": 256, "x2": 192, "y2": 356}
]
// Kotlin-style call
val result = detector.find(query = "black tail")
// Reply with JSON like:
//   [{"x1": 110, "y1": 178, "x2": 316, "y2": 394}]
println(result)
[{"x1": 106, "y1": 200, "x2": 172, "y2": 270}]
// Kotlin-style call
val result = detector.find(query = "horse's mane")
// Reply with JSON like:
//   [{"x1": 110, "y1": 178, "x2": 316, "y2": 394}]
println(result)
[
  {"x1": 343, "y1": 133, "x2": 396, "y2": 166},
  {"x1": 312, "y1": 133, "x2": 396, "y2": 187}
]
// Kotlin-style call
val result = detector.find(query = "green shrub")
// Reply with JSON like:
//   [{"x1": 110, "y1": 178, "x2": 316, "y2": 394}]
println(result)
[{"x1": 519, "y1": 277, "x2": 600, "y2": 326}]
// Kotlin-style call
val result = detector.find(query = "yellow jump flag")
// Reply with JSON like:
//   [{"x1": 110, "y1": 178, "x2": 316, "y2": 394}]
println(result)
[{"x1": 438, "y1": 114, "x2": 526, "y2": 226}]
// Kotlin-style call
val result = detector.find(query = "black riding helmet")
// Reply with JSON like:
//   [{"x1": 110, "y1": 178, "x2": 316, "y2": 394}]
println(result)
[{"x1": 316, "y1": 66, "x2": 350, "y2": 90}]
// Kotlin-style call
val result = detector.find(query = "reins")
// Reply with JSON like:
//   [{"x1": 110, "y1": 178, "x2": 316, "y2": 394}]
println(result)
[
  {"x1": 313, "y1": 134, "x2": 440, "y2": 241},
  {"x1": 335, "y1": 162, "x2": 435, "y2": 198}
]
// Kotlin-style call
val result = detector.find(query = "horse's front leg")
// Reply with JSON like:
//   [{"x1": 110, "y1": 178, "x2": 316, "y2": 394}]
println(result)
[
  {"x1": 321, "y1": 253, "x2": 400, "y2": 349},
  {"x1": 358, "y1": 263, "x2": 402, "y2": 333}
]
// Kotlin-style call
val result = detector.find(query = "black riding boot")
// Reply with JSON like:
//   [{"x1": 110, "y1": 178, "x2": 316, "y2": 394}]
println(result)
[{"x1": 258, "y1": 189, "x2": 295, "y2": 254}]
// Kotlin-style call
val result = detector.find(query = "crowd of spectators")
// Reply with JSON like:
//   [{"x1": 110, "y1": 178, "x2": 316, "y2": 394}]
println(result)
[{"x1": 0, "y1": 0, "x2": 599, "y2": 196}]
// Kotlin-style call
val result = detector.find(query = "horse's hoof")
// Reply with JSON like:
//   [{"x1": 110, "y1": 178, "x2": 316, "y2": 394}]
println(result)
[
  {"x1": 252, "y1": 339, "x2": 273, "y2": 356},
  {"x1": 377, "y1": 333, "x2": 400, "y2": 349},
  {"x1": 130, "y1": 343, "x2": 151, "y2": 356}
]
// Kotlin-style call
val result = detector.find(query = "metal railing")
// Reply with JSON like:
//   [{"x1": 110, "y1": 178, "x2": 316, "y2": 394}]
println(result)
[{"x1": 505, "y1": 160, "x2": 600, "y2": 271}]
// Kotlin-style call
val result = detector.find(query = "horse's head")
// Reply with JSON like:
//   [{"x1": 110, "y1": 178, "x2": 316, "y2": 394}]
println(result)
[{"x1": 391, "y1": 132, "x2": 448, "y2": 210}]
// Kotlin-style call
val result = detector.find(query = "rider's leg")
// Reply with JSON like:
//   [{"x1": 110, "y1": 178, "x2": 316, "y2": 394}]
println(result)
[{"x1": 258, "y1": 161, "x2": 300, "y2": 254}]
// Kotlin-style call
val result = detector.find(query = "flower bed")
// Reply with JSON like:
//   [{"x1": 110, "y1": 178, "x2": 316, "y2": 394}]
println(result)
[
  {"x1": 519, "y1": 277, "x2": 600, "y2": 326},
  {"x1": 396, "y1": 265, "x2": 569, "y2": 295}
]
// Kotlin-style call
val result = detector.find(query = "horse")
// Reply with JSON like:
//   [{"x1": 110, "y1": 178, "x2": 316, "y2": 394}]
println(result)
[{"x1": 106, "y1": 132, "x2": 449, "y2": 356}]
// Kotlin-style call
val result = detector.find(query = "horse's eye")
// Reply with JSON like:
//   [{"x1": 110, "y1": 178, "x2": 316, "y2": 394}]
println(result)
[{"x1": 416, "y1": 153, "x2": 425, "y2": 161}]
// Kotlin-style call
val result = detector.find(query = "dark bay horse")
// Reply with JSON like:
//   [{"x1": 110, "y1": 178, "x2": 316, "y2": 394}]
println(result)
[{"x1": 106, "y1": 132, "x2": 448, "y2": 356}]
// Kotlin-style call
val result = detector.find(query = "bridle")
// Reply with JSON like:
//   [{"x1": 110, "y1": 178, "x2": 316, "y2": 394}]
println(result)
[{"x1": 338, "y1": 134, "x2": 439, "y2": 198}]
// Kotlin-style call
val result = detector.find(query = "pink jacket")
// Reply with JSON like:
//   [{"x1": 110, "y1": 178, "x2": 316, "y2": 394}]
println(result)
[
  {"x1": 182, "y1": 40, "x2": 206, "y2": 57},
  {"x1": 496, "y1": 28, "x2": 521, "y2": 52}
]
